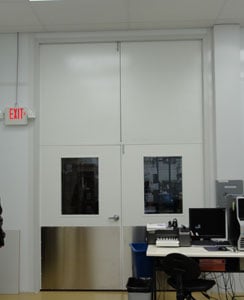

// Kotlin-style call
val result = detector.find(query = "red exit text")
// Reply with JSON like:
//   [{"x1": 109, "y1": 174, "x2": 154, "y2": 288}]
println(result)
[{"x1": 8, "y1": 107, "x2": 26, "y2": 120}]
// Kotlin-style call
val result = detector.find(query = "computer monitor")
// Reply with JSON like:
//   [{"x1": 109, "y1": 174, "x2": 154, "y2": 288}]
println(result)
[
  {"x1": 236, "y1": 197, "x2": 244, "y2": 221},
  {"x1": 189, "y1": 208, "x2": 228, "y2": 241}
]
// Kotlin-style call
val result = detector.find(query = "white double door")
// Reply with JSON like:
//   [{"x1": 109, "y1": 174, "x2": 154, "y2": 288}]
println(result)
[{"x1": 39, "y1": 40, "x2": 204, "y2": 289}]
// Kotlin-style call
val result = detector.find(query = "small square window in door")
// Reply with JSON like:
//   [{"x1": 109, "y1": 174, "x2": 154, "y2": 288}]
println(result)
[
  {"x1": 144, "y1": 156, "x2": 182, "y2": 214},
  {"x1": 61, "y1": 157, "x2": 99, "y2": 215}
]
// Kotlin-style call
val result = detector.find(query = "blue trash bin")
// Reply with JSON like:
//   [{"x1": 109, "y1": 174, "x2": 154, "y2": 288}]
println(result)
[{"x1": 129, "y1": 242, "x2": 153, "y2": 278}]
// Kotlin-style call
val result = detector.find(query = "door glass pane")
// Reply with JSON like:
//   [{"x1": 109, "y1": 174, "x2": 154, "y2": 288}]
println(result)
[
  {"x1": 144, "y1": 156, "x2": 182, "y2": 214},
  {"x1": 62, "y1": 157, "x2": 99, "y2": 215}
]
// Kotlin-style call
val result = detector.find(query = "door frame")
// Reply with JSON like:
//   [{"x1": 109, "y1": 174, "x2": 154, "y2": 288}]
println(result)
[{"x1": 32, "y1": 28, "x2": 215, "y2": 291}]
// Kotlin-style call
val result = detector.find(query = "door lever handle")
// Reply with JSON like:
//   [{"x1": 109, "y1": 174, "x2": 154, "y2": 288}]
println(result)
[{"x1": 108, "y1": 214, "x2": 120, "y2": 221}]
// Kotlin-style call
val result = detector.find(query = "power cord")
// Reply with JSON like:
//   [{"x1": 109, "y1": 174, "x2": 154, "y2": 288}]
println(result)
[{"x1": 202, "y1": 272, "x2": 235, "y2": 300}]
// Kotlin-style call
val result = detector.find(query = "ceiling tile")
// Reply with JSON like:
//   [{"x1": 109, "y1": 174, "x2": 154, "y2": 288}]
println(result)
[
  {"x1": 0, "y1": 3, "x2": 40, "y2": 27},
  {"x1": 217, "y1": 0, "x2": 244, "y2": 19},
  {"x1": 43, "y1": 22, "x2": 130, "y2": 32},
  {"x1": 0, "y1": 0, "x2": 243, "y2": 33},
  {"x1": 129, "y1": 0, "x2": 226, "y2": 22},
  {"x1": 128, "y1": 20, "x2": 216, "y2": 30},
  {"x1": 30, "y1": 0, "x2": 129, "y2": 25},
  {"x1": 0, "y1": 0, "x2": 26, "y2": 2}
]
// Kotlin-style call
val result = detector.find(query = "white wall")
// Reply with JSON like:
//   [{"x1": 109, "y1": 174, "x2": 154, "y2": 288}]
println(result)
[
  {"x1": 0, "y1": 26, "x2": 244, "y2": 292},
  {"x1": 212, "y1": 24, "x2": 244, "y2": 293},
  {"x1": 214, "y1": 25, "x2": 244, "y2": 180},
  {"x1": 0, "y1": 33, "x2": 36, "y2": 292},
  {"x1": 240, "y1": 28, "x2": 244, "y2": 176}
]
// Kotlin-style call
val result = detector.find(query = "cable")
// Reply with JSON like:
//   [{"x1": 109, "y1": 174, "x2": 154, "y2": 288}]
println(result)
[
  {"x1": 15, "y1": 32, "x2": 19, "y2": 107},
  {"x1": 205, "y1": 272, "x2": 233, "y2": 300},
  {"x1": 215, "y1": 273, "x2": 236, "y2": 300}
]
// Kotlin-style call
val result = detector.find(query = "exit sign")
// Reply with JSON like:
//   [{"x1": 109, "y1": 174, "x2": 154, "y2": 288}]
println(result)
[{"x1": 4, "y1": 107, "x2": 28, "y2": 125}]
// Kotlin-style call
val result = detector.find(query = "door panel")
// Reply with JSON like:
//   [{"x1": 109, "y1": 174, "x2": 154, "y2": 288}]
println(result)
[
  {"x1": 39, "y1": 42, "x2": 122, "y2": 290},
  {"x1": 40, "y1": 145, "x2": 121, "y2": 227},
  {"x1": 121, "y1": 41, "x2": 202, "y2": 144},
  {"x1": 120, "y1": 40, "x2": 204, "y2": 226},
  {"x1": 122, "y1": 144, "x2": 204, "y2": 226},
  {"x1": 40, "y1": 43, "x2": 120, "y2": 145},
  {"x1": 41, "y1": 227, "x2": 121, "y2": 290}
]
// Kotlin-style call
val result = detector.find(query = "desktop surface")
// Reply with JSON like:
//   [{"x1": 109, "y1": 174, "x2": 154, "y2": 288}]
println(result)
[
  {"x1": 146, "y1": 244, "x2": 244, "y2": 258},
  {"x1": 147, "y1": 244, "x2": 244, "y2": 300}
]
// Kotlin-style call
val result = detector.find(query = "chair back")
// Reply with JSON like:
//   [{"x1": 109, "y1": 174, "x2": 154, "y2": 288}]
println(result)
[{"x1": 161, "y1": 253, "x2": 200, "y2": 281}]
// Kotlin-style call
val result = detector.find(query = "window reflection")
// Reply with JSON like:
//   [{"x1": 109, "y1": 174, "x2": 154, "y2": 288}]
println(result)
[
  {"x1": 144, "y1": 156, "x2": 182, "y2": 214},
  {"x1": 62, "y1": 157, "x2": 98, "y2": 215}
]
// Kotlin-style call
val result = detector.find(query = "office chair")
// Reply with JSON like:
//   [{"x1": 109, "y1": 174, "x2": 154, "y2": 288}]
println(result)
[{"x1": 161, "y1": 253, "x2": 215, "y2": 300}]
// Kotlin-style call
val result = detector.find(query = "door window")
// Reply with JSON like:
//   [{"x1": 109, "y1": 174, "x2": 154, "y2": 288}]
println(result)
[
  {"x1": 144, "y1": 156, "x2": 182, "y2": 214},
  {"x1": 62, "y1": 157, "x2": 99, "y2": 215}
]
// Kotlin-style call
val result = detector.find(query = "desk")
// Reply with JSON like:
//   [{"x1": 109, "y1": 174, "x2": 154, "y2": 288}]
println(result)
[
  {"x1": 147, "y1": 245, "x2": 244, "y2": 258},
  {"x1": 147, "y1": 245, "x2": 244, "y2": 300}
]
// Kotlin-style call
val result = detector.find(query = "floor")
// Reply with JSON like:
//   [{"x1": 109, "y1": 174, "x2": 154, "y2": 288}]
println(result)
[
  {"x1": 0, "y1": 291, "x2": 243, "y2": 300},
  {"x1": 0, "y1": 291, "x2": 127, "y2": 300},
  {"x1": 0, "y1": 291, "x2": 179, "y2": 300}
]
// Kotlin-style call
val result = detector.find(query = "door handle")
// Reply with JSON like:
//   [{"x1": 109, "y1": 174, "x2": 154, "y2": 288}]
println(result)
[{"x1": 108, "y1": 214, "x2": 120, "y2": 221}]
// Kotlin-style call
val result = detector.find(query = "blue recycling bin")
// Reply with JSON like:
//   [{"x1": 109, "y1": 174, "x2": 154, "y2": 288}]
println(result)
[{"x1": 129, "y1": 242, "x2": 153, "y2": 278}]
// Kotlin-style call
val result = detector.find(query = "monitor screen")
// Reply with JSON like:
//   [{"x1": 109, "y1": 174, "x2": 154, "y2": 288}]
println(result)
[
  {"x1": 236, "y1": 197, "x2": 244, "y2": 221},
  {"x1": 189, "y1": 208, "x2": 227, "y2": 240}
]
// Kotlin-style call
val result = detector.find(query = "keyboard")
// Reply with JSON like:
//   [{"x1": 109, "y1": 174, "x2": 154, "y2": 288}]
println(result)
[
  {"x1": 215, "y1": 240, "x2": 231, "y2": 246},
  {"x1": 191, "y1": 240, "x2": 231, "y2": 246}
]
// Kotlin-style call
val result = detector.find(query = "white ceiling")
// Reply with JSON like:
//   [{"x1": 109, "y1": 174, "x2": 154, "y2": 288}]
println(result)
[{"x1": 1, "y1": 0, "x2": 244, "y2": 33}]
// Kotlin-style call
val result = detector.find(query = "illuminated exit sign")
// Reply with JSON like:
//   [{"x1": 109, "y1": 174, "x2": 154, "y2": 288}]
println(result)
[{"x1": 4, "y1": 107, "x2": 28, "y2": 125}]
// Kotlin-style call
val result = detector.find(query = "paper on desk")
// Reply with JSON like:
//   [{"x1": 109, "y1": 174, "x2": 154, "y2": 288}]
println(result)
[{"x1": 147, "y1": 223, "x2": 167, "y2": 231}]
